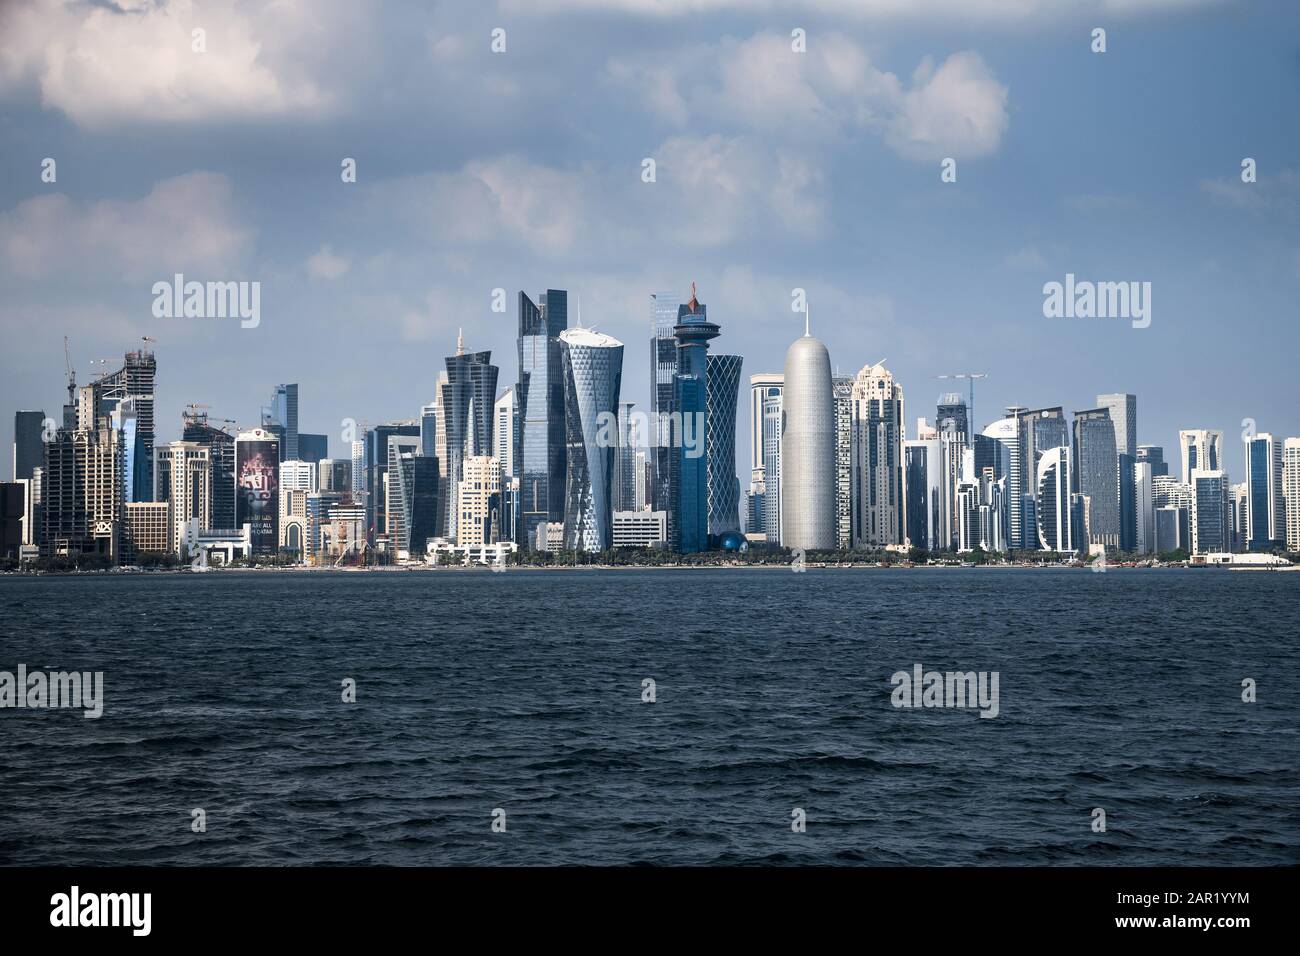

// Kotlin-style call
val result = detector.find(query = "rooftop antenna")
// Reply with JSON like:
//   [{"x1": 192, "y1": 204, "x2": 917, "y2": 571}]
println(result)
[
  {"x1": 804, "y1": 300, "x2": 810, "y2": 337},
  {"x1": 456, "y1": 328, "x2": 464, "y2": 355}
]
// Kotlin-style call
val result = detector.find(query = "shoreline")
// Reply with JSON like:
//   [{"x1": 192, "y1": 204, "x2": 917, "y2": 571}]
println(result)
[{"x1": 5, "y1": 562, "x2": 1288, "y2": 576}]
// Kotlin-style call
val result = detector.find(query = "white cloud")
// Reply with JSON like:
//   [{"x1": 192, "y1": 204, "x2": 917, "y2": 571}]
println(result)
[
  {"x1": 1199, "y1": 168, "x2": 1299, "y2": 216},
  {"x1": 1003, "y1": 245, "x2": 1048, "y2": 270},
  {"x1": 368, "y1": 156, "x2": 589, "y2": 256},
  {"x1": 885, "y1": 52, "x2": 1009, "y2": 160},
  {"x1": 0, "y1": 171, "x2": 254, "y2": 280},
  {"x1": 610, "y1": 34, "x2": 1008, "y2": 161},
  {"x1": 0, "y1": 0, "x2": 338, "y2": 126},
  {"x1": 306, "y1": 244, "x2": 350, "y2": 280},
  {"x1": 511, "y1": 0, "x2": 1224, "y2": 20}
]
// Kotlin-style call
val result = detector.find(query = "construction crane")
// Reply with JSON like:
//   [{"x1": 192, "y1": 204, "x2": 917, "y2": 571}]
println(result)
[
  {"x1": 63, "y1": 336, "x2": 76, "y2": 410},
  {"x1": 936, "y1": 372, "x2": 989, "y2": 434}
]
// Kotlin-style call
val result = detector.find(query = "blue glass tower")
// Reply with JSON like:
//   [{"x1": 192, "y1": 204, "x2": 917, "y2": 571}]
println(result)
[
  {"x1": 671, "y1": 284, "x2": 719, "y2": 553},
  {"x1": 517, "y1": 290, "x2": 567, "y2": 549}
]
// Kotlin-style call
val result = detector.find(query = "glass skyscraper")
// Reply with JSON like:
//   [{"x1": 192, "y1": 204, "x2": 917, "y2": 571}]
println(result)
[
  {"x1": 516, "y1": 290, "x2": 567, "y2": 549},
  {"x1": 443, "y1": 338, "x2": 499, "y2": 542},
  {"x1": 1072, "y1": 408, "x2": 1120, "y2": 552},
  {"x1": 12, "y1": 410, "x2": 45, "y2": 482},
  {"x1": 1097, "y1": 393, "x2": 1137, "y2": 551},
  {"x1": 705, "y1": 354, "x2": 742, "y2": 537},
  {"x1": 670, "y1": 287, "x2": 718, "y2": 553},
  {"x1": 560, "y1": 328, "x2": 623, "y2": 552},
  {"x1": 649, "y1": 292, "x2": 680, "y2": 515},
  {"x1": 267, "y1": 383, "x2": 299, "y2": 462}
]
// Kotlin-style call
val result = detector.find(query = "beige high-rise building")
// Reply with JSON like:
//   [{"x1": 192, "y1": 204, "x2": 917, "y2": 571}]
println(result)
[
  {"x1": 1283, "y1": 438, "x2": 1300, "y2": 552},
  {"x1": 458, "y1": 455, "x2": 501, "y2": 547},
  {"x1": 154, "y1": 440, "x2": 211, "y2": 555}
]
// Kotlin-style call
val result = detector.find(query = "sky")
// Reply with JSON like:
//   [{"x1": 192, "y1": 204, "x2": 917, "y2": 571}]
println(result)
[{"x1": 1, "y1": 0, "x2": 1298, "y2": 485}]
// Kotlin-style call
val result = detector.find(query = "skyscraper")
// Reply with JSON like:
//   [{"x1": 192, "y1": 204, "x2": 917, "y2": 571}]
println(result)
[
  {"x1": 457, "y1": 455, "x2": 501, "y2": 547},
  {"x1": 1190, "y1": 468, "x2": 1229, "y2": 554},
  {"x1": 850, "y1": 362, "x2": 905, "y2": 549},
  {"x1": 494, "y1": 387, "x2": 516, "y2": 480},
  {"x1": 705, "y1": 354, "x2": 743, "y2": 537},
  {"x1": 421, "y1": 400, "x2": 439, "y2": 459},
  {"x1": 443, "y1": 332, "x2": 499, "y2": 541},
  {"x1": 1134, "y1": 461, "x2": 1155, "y2": 554},
  {"x1": 517, "y1": 290, "x2": 567, "y2": 549},
  {"x1": 780, "y1": 315, "x2": 835, "y2": 550},
  {"x1": 936, "y1": 394, "x2": 969, "y2": 440},
  {"x1": 904, "y1": 433, "x2": 942, "y2": 552},
  {"x1": 612, "y1": 401, "x2": 637, "y2": 513},
  {"x1": 1180, "y1": 429, "x2": 1223, "y2": 485},
  {"x1": 749, "y1": 373, "x2": 783, "y2": 539},
  {"x1": 41, "y1": 390, "x2": 124, "y2": 560},
  {"x1": 1011, "y1": 407, "x2": 1069, "y2": 550},
  {"x1": 649, "y1": 291, "x2": 680, "y2": 514},
  {"x1": 88, "y1": 347, "x2": 156, "y2": 502},
  {"x1": 1097, "y1": 393, "x2": 1137, "y2": 551},
  {"x1": 1244, "y1": 432, "x2": 1285, "y2": 550},
  {"x1": 1072, "y1": 408, "x2": 1120, "y2": 553},
  {"x1": 154, "y1": 441, "x2": 211, "y2": 555},
  {"x1": 266, "y1": 383, "x2": 299, "y2": 462},
  {"x1": 833, "y1": 376, "x2": 854, "y2": 549},
  {"x1": 670, "y1": 285, "x2": 718, "y2": 553},
  {"x1": 385, "y1": 434, "x2": 426, "y2": 557},
  {"x1": 1035, "y1": 445, "x2": 1074, "y2": 553},
  {"x1": 235, "y1": 427, "x2": 280, "y2": 556},
  {"x1": 12, "y1": 410, "x2": 45, "y2": 482},
  {"x1": 762, "y1": 388, "x2": 783, "y2": 544},
  {"x1": 1137, "y1": 444, "x2": 1168, "y2": 478},
  {"x1": 182, "y1": 409, "x2": 236, "y2": 531},
  {"x1": 560, "y1": 328, "x2": 623, "y2": 552},
  {"x1": 1282, "y1": 438, "x2": 1300, "y2": 552},
  {"x1": 365, "y1": 421, "x2": 420, "y2": 543}
]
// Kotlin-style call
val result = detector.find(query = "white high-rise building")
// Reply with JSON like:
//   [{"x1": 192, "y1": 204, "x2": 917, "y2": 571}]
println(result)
[
  {"x1": 280, "y1": 459, "x2": 317, "y2": 493},
  {"x1": 750, "y1": 373, "x2": 784, "y2": 542},
  {"x1": 1283, "y1": 438, "x2": 1300, "y2": 552},
  {"x1": 780, "y1": 322, "x2": 835, "y2": 550},
  {"x1": 1179, "y1": 429, "x2": 1223, "y2": 485},
  {"x1": 762, "y1": 389, "x2": 783, "y2": 544},
  {"x1": 1134, "y1": 460, "x2": 1154, "y2": 554},
  {"x1": 494, "y1": 387, "x2": 516, "y2": 480},
  {"x1": 350, "y1": 440, "x2": 364, "y2": 498},
  {"x1": 749, "y1": 374, "x2": 784, "y2": 474},
  {"x1": 154, "y1": 440, "x2": 211, "y2": 555},
  {"x1": 1035, "y1": 445, "x2": 1073, "y2": 553}
]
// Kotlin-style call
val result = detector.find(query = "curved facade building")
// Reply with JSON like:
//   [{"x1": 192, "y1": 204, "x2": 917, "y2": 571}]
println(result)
[
  {"x1": 781, "y1": 331, "x2": 835, "y2": 550},
  {"x1": 1036, "y1": 444, "x2": 1073, "y2": 553},
  {"x1": 560, "y1": 328, "x2": 624, "y2": 552},
  {"x1": 705, "y1": 353, "x2": 743, "y2": 537}
]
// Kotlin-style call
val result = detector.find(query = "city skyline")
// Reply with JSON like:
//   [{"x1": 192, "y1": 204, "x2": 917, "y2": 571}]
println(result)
[{"x1": 3, "y1": 2, "x2": 1299, "y2": 489}]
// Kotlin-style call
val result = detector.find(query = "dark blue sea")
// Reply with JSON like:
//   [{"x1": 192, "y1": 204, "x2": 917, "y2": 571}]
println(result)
[{"x1": 1, "y1": 568, "x2": 1297, "y2": 866}]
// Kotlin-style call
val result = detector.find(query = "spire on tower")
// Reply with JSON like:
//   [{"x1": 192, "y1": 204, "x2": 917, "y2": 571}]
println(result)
[
  {"x1": 805, "y1": 301, "x2": 810, "y2": 337},
  {"x1": 456, "y1": 328, "x2": 464, "y2": 355}
]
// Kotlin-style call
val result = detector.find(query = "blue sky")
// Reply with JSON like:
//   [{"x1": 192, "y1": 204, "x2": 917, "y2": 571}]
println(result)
[{"x1": 2, "y1": 0, "x2": 1298, "y2": 483}]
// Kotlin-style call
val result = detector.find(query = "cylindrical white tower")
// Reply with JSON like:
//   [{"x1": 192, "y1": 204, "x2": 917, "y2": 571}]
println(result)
[{"x1": 781, "y1": 329, "x2": 835, "y2": 550}]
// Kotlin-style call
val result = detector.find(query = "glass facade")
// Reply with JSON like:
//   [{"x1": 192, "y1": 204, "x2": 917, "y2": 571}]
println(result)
[
  {"x1": 1072, "y1": 408, "x2": 1120, "y2": 552},
  {"x1": 705, "y1": 354, "x2": 743, "y2": 537},
  {"x1": 516, "y1": 290, "x2": 567, "y2": 549},
  {"x1": 560, "y1": 329, "x2": 623, "y2": 552},
  {"x1": 649, "y1": 293, "x2": 680, "y2": 516},
  {"x1": 443, "y1": 347, "x2": 499, "y2": 542}
]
